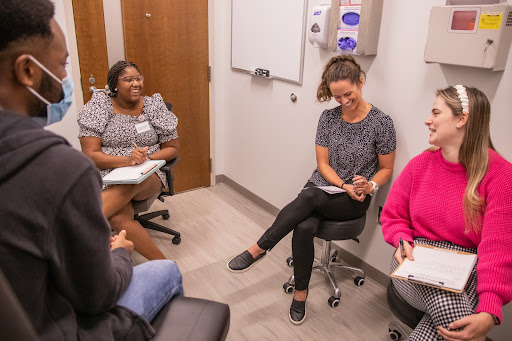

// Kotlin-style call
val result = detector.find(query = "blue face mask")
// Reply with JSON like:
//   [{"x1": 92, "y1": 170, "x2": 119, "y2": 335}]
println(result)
[{"x1": 25, "y1": 55, "x2": 74, "y2": 126}]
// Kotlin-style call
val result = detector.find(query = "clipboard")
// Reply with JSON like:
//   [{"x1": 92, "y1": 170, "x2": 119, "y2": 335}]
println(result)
[
  {"x1": 102, "y1": 160, "x2": 165, "y2": 185},
  {"x1": 391, "y1": 244, "x2": 477, "y2": 293}
]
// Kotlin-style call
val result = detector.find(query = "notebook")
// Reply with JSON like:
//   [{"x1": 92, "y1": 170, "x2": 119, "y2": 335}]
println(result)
[
  {"x1": 102, "y1": 160, "x2": 165, "y2": 185},
  {"x1": 302, "y1": 186, "x2": 346, "y2": 194}
]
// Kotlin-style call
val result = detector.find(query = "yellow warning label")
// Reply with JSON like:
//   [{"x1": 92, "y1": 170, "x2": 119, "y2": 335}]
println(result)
[{"x1": 478, "y1": 13, "x2": 502, "y2": 30}]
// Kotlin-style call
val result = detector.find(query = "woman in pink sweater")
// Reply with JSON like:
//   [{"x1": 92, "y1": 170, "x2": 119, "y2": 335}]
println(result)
[{"x1": 382, "y1": 85, "x2": 512, "y2": 340}]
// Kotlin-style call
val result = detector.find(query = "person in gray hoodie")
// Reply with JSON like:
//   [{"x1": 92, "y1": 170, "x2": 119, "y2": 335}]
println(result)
[{"x1": 0, "y1": 0, "x2": 183, "y2": 339}]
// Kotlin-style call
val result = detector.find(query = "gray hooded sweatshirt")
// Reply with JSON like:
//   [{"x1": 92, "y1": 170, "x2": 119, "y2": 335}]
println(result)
[{"x1": 0, "y1": 110, "x2": 154, "y2": 340}]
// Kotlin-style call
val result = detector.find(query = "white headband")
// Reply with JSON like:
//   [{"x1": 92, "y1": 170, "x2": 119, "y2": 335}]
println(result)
[{"x1": 454, "y1": 85, "x2": 469, "y2": 113}]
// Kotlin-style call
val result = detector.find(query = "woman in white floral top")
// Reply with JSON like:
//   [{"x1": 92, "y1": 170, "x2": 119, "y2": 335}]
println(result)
[{"x1": 78, "y1": 61, "x2": 179, "y2": 260}]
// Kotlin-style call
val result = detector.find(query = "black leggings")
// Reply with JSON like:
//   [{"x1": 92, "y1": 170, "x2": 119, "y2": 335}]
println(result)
[{"x1": 257, "y1": 182, "x2": 371, "y2": 290}]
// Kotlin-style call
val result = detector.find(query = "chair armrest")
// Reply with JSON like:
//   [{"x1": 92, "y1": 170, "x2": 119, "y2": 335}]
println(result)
[
  {"x1": 160, "y1": 157, "x2": 179, "y2": 197},
  {"x1": 0, "y1": 269, "x2": 39, "y2": 341},
  {"x1": 152, "y1": 296, "x2": 230, "y2": 341}
]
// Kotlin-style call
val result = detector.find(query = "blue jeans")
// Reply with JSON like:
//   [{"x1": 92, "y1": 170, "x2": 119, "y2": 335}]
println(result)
[{"x1": 117, "y1": 260, "x2": 184, "y2": 322}]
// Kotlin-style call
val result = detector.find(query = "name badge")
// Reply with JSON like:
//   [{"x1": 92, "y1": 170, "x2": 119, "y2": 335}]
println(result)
[{"x1": 135, "y1": 121, "x2": 151, "y2": 134}]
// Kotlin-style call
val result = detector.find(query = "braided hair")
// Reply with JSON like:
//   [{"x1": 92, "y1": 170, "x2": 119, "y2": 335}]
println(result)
[
  {"x1": 316, "y1": 55, "x2": 366, "y2": 102},
  {"x1": 107, "y1": 60, "x2": 140, "y2": 97}
]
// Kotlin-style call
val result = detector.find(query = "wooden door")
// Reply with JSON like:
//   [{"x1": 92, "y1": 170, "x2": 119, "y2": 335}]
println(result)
[
  {"x1": 121, "y1": 0, "x2": 210, "y2": 192},
  {"x1": 71, "y1": 0, "x2": 109, "y2": 104}
]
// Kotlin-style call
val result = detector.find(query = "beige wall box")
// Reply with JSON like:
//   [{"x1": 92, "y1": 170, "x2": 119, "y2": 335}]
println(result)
[
  {"x1": 425, "y1": 0, "x2": 512, "y2": 71},
  {"x1": 327, "y1": 0, "x2": 384, "y2": 55}
]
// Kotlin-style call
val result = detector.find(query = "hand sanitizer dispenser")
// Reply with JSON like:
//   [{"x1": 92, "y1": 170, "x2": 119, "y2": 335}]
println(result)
[{"x1": 309, "y1": 5, "x2": 331, "y2": 48}]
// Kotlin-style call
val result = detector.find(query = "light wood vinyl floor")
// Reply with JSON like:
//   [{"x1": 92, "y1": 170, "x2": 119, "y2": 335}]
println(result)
[{"x1": 132, "y1": 184, "x2": 402, "y2": 341}]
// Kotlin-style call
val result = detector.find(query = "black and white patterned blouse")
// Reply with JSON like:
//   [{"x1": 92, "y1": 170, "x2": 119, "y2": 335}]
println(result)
[
  {"x1": 309, "y1": 105, "x2": 396, "y2": 186},
  {"x1": 78, "y1": 92, "x2": 178, "y2": 189}
]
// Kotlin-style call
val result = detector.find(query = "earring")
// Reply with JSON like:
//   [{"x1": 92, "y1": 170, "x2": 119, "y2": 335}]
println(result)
[
  {"x1": 114, "y1": 88, "x2": 117, "y2": 91},
  {"x1": 456, "y1": 124, "x2": 460, "y2": 128}
]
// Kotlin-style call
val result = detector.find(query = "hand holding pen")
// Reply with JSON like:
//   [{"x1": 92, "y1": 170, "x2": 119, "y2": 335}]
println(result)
[
  {"x1": 129, "y1": 141, "x2": 149, "y2": 165},
  {"x1": 395, "y1": 237, "x2": 414, "y2": 264}
]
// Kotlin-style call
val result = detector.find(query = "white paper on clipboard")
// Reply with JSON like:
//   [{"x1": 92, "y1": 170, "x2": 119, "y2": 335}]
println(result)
[{"x1": 392, "y1": 245, "x2": 477, "y2": 293}]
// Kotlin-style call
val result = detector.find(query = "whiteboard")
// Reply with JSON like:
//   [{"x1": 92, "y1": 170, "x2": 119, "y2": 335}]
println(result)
[{"x1": 231, "y1": 0, "x2": 308, "y2": 84}]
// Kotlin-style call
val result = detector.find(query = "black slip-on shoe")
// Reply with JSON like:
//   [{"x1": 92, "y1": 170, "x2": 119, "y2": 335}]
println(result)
[
  {"x1": 227, "y1": 250, "x2": 267, "y2": 273},
  {"x1": 289, "y1": 298, "x2": 306, "y2": 325}
]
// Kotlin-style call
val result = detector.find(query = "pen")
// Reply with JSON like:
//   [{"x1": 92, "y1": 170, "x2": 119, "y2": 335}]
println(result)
[
  {"x1": 131, "y1": 141, "x2": 139, "y2": 149},
  {"x1": 141, "y1": 163, "x2": 157, "y2": 175},
  {"x1": 400, "y1": 237, "x2": 405, "y2": 260}
]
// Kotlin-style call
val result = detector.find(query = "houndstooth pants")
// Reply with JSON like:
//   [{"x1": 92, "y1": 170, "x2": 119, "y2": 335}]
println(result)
[{"x1": 390, "y1": 238, "x2": 478, "y2": 341}]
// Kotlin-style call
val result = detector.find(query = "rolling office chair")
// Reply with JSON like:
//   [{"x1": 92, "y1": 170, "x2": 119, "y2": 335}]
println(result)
[
  {"x1": 283, "y1": 215, "x2": 367, "y2": 307},
  {"x1": 132, "y1": 101, "x2": 181, "y2": 245}
]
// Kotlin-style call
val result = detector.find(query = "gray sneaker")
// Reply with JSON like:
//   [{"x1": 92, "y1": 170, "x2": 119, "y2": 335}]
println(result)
[
  {"x1": 289, "y1": 299, "x2": 306, "y2": 325},
  {"x1": 227, "y1": 250, "x2": 267, "y2": 273}
]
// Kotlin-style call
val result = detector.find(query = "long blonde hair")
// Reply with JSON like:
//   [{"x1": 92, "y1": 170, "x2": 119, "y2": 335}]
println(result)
[{"x1": 433, "y1": 86, "x2": 495, "y2": 233}]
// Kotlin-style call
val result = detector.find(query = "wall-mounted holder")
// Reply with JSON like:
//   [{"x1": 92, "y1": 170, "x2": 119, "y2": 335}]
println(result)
[
  {"x1": 254, "y1": 68, "x2": 271, "y2": 78},
  {"x1": 327, "y1": 0, "x2": 384, "y2": 55},
  {"x1": 424, "y1": 0, "x2": 512, "y2": 71}
]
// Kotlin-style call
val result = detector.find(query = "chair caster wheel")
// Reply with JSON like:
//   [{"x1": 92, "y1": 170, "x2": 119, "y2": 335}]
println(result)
[
  {"x1": 330, "y1": 250, "x2": 338, "y2": 263},
  {"x1": 328, "y1": 296, "x2": 340, "y2": 307},
  {"x1": 354, "y1": 276, "x2": 365, "y2": 286},
  {"x1": 283, "y1": 282, "x2": 294, "y2": 294},
  {"x1": 388, "y1": 328, "x2": 402, "y2": 341},
  {"x1": 172, "y1": 237, "x2": 181, "y2": 245},
  {"x1": 162, "y1": 213, "x2": 170, "y2": 220},
  {"x1": 286, "y1": 257, "x2": 294, "y2": 267}
]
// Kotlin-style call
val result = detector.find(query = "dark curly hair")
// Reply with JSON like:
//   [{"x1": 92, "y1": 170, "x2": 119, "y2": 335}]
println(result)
[
  {"x1": 0, "y1": 0, "x2": 55, "y2": 52},
  {"x1": 107, "y1": 61, "x2": 141, "y2": 97},
  {"x1": 316, "y1": 55, "x2": 366, "y2": 102}
]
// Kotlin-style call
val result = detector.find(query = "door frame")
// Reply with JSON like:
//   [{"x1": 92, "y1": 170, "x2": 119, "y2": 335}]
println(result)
[
  {"x1": 62, "y1": 0, "x2": 84, "y2": 109},
  {"x1": 207, "y1": 0, "x2": 216, "y2": 186}
]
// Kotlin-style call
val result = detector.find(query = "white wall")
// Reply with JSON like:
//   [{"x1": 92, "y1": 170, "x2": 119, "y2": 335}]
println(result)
[
  {"x1": 45, "y1": 0, "x2": 83, "y2": 150},
  {"x1": 212, "y1": 1, "x2": 512, "y2": 339}
]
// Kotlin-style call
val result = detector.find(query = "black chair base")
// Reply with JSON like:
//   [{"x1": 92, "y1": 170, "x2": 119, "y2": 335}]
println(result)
[
  {"x1": 283, "y1": 240, "x2": 365, "y2": 308},
  {"x1": 135, "y1": 210, "x2": 181, "y2": 245},
  {"x1": 386, "y1": 281, "x2": 424, "y2": 340},
  {"x1": 283, "y1": 216, "x2": 367, "y2": 308}
]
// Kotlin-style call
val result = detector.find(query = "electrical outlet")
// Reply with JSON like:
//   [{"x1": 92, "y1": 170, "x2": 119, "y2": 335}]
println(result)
[{"x1": 377, "y1": 206, "x2": 383, "y2": 225}]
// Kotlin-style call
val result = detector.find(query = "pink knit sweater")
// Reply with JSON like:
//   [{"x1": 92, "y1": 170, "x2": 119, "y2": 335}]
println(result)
[{"x1": 382, "y1": 149, "x2": 512, "y2": 322}]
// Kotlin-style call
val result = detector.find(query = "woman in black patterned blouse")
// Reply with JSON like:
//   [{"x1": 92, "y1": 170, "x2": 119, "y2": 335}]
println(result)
[
  {"x1": 227, "y1": 55, "x2": 396, "y2": 325},
  {"x1": 78, "y1": 61, "x2": 179, "y2": 260}
]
